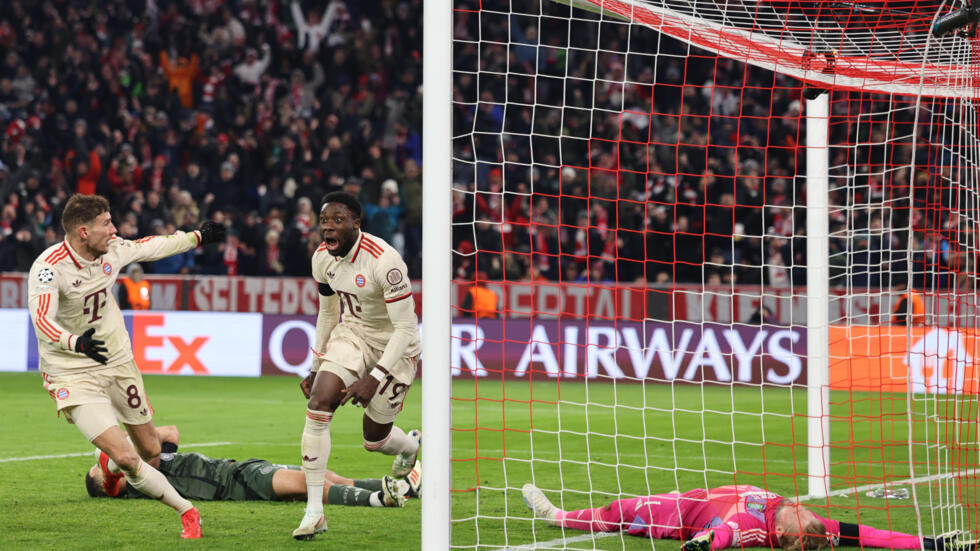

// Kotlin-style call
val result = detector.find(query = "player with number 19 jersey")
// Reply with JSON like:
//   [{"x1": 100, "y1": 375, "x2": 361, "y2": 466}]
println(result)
[
  {"x1": 28, "y1": 232, "x2": 201, "y2": 376},
  {"x1": 310, "y1": 231, "x2": 420, "y2": 384}
]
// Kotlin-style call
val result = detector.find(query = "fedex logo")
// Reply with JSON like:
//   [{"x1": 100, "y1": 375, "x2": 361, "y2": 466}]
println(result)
[
  {"x1": 127, "y1": 312, "x2": 262, "y2": 377},
  {"x1": 132, "y1": 314, "x2": 210, "y2": 374}
]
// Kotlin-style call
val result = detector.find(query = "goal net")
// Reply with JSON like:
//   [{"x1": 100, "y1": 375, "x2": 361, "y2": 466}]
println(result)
[{"x1": 446, "y1": 0, "x2": 980, "y2": 548}]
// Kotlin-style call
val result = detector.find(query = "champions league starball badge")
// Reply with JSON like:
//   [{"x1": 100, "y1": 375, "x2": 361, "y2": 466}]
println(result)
[{"x1": 37, "y1": 268, "x2": 54, "y2": 283}]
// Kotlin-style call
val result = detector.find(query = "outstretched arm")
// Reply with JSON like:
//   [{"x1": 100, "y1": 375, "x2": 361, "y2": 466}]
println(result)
[
  {"x1": 815, "y1": 515, "x2": 923, "y2": 550},
  {"x1": 112, "y1": 231, "x2": 201, "y2": 265},
  {"x1": 290, "y1": 1, "x2": 308, "y2": 49}
]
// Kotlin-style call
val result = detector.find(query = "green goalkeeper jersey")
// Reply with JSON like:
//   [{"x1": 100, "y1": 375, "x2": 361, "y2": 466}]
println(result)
[{"x1": 126, "y1": 452, "x2": 286, "y2": 501}]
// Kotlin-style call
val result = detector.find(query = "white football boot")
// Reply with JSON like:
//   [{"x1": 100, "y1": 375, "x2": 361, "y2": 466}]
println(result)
[
  {"x1": 292, "y1": 508, "x2": 327, "y2": 540},
  {"x1": 392, "y1": 429, "x2": 421, "y2": 478},
  {"x1": 381, "y1": 476, "x2": 409, "y2": 507},
  {"x1": 522, "y1": 483, "x2": 559, "y2": 524}
]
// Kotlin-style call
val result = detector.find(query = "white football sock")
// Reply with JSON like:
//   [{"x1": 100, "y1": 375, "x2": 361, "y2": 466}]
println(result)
[
  {"x1": 124, "y1": 460, "x2": 193, "y2": 515},
  {"x1": 301, "y1": 409, "x2": 333, "y2": 511},
  {"x1": 364, "y1": 425, "x2": 418, "y2": 456}
]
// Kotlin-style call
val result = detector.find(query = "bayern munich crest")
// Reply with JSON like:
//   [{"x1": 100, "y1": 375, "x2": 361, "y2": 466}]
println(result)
[
  {"x1": 355, "y1": 274, "x2": 366, "y2": 287},
  {"x1": 56, "y1": 388, "x2": 69, "y2": 400},
  {"x1": 103, "y1": 263, "x2": 112, "y2": 275}
]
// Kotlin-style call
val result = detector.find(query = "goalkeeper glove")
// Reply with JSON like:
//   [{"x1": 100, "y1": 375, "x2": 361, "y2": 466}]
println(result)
[
  {"x1": 75, "y1": 328, "x2": 108, "y2": 364},
  {"x1": 682, "y1": 531, "x2": 714, "y2": 551},
  {"x1": 927, "y1": 532, "x2": 977, "y2": 551},
  {"x1": 198, "y1": 221, "x2": 226, "y2": 245}
]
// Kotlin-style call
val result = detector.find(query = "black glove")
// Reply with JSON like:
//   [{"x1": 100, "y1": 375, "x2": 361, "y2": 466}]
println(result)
[
  {"x1": 198, "y1": 221, "x2": 226, "y2": 245},
  {"x1": 75, "y1": 328, "x2": 108, "y2": 364}
]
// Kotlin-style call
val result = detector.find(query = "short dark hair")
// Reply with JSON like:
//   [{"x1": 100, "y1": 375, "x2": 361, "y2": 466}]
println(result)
[
  {"x1": 84, "y1": 471, "x2": 104, "y2": 498},
  {"x1": 320, "y1": 191, "x2": 362, "y2": 220},
  {"x1": 62, "y1": 194, "x2": 110, "y2": 234}
]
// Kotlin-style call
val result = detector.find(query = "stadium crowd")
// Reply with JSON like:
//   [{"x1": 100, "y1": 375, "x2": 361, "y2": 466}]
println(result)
[
  {"x1": 450, "y1": 9, "x2": 966, "y2": 290},
  {"x1": 0, "y1": 0, "x2": 422, "y2": 277},
  {"x1": 0, "y1": 0, "x2": 964, "y2": 289}
]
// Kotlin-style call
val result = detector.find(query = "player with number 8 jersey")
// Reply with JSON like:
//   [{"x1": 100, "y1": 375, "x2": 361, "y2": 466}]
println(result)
[
  {"x1": 293, "y1": 191, "x2": 422, "y2": 540},
  {"x1": 27, "y1": 194, "x2": 226, "y2": 539}
]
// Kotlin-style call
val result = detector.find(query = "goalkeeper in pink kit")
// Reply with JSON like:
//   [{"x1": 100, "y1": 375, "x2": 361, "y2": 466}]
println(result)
[{"x1": 523, "y1": 484, "x2": 973, "y2": 550}]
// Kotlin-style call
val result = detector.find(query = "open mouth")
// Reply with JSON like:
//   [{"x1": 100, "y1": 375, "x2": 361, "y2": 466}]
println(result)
[{"x1": 323, "y1": 237, "x2": 340, "y2": 251}]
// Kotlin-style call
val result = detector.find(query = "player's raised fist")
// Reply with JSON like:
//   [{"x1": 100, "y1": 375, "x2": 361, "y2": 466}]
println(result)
[
  {"x1": 75, "y1": 327, "x2": 108, "y2": 364},
  {"x1": 198, "y1": 221, "x2": 226, "y2": 245}
]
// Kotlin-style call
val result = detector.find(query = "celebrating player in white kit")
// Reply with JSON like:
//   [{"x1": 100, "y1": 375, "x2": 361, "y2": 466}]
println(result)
[
  {"x1": 293, "y1": 191, "x2": 421, "y2": 540},
  {"x1": 28, "y1": 194, "x2": 225, "y2": 539}
]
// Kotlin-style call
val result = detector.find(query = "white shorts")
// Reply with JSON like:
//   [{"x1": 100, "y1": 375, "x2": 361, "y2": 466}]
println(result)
[
  {"x1": 42, "y1": 361, "x2": 153, "y2": 426},
  {"x1": 321, "y1": 326, "x2": 416, "y2": 424}
]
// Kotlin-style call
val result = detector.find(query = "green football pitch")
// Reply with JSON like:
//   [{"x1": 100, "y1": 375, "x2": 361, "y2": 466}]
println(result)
[{"x1": 0, "y1": 372, "x2": 971, "y2": 550}]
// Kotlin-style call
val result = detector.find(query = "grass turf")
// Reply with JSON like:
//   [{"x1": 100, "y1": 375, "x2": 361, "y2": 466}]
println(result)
[{"x1": 0, "y1": 373, "x2": 971, "y2": 550}]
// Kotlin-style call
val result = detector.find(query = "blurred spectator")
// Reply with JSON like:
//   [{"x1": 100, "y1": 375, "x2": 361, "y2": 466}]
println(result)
[
  {"x1": 171, "y1": 191, "x2": 201, "y2": 229},
  {"x1": 139, "y1": 192, "x2": 169, "y2": 235},
  {"x1": 747, "y1": 305, "x2": 776, "y2": 325},
  {"x1": 159, "y1": 51, "x2": 200, "y2": 109},
  {"x1": 119, "y1": 264, "x2": 151, "y2": 310},
  {"x1": 363, "y1": 179, "x2": 404, "y2": 252},
  {"x1": 892, "y1": 283, "x2": 926, "y2": 326},
  {"x1": 233, "y1": 44, "x2": 270, "y2": 86},
  {"x1": 461, "y1": 272, "x2": 499, "y2": 318},
  {"x1": 263, "y1": 228, "x2": 284, "y2": 275},
  {"x1": 291, "y1": 1, "x2": 342, "y2": 54}
]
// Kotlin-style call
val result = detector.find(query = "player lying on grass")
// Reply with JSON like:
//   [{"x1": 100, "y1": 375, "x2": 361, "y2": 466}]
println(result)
[
  {"x1": 523, "y1": 483, "x2": 973, "y2": 550},
  {"x1": 88, "y1": 425, "x2": 421, "y2": 507}
]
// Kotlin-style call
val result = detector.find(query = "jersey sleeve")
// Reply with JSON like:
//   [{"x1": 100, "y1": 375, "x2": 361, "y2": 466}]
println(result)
[
  {"x1": 700, "y1": 512, "x2": 769, "y2": 549},
  {"x1": 375, "y1": 253, "x2": 418, "y2": 370},
  {"x1": 377, "y1": 255, "x2": 413, "y2": 304},
  {"x1": 27, "y1": 262, "x2": 75, "y2": 350},
  {"x1": 112, "y1": 231, "x2": 201, "y2": 265}
]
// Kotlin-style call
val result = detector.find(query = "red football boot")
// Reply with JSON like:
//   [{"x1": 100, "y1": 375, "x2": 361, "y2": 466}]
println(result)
[
  {"x1": 97, "y1": 450, "x2": 125, "y2": 497},
  {"x1": 180, "y1": 507, "x2": 202, "y2": 539}
]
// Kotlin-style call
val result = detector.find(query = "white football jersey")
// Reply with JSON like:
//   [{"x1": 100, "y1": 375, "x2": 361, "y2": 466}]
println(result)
[
  {"x1": 28, "y1": 231, "x2": 201, "y2": 375},
  {"x1": 311, "y1": 231, "x2": 420, "y2": 378}
]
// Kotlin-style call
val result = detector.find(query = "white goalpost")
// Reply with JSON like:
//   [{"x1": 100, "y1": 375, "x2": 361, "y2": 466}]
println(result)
[
  {"x1": 806, "y1": 91, "x2": 831, "y2": 500},
  {"x1": 422, "y1": 1, "x2": 453, "y2": 549},
  {"x1": 426, "y1": 0, "x2": 980, "y2": 548}
]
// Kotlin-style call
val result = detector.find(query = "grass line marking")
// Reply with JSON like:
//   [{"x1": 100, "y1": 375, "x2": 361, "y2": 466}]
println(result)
[
  {"x1": 0, "y1": 441, "x2": 234, "y2": 463},
  {"x1": 502, "y1": 531, "x2": 619, "y2": 550},
  {"x1": 798, "y1": 466, "x2": 980, "y2": 502}
]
